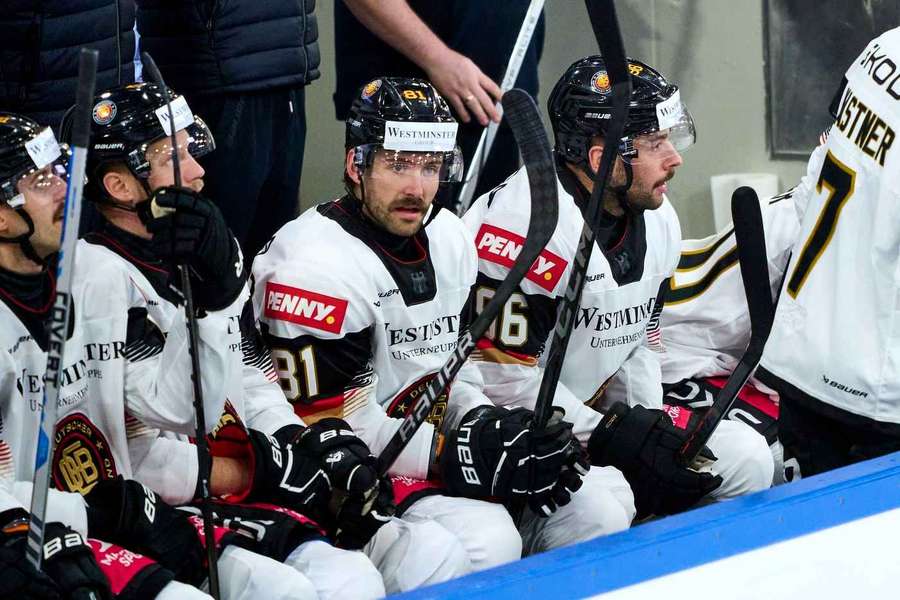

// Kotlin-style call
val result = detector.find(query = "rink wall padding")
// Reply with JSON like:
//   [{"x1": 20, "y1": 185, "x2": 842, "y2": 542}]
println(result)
[{"x1": 391, "y1": 451, "x2": 900, "y2": 599}]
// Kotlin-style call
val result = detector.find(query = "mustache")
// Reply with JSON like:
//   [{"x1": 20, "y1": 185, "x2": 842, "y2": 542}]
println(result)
[
  {"x1": 389, "y1": 196, "x2": 426, "y2": 211},
  {"x1": 656, "y1": 170, "x2": 675, "y2": 188}
]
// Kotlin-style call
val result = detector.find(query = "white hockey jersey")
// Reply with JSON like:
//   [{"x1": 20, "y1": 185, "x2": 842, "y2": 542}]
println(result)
[
  {"x1": 128, "y1": 285, "x2": 301, "y2": 506},
  {"x1": 0, "y1": 276, "x2": 87, "y2": 532},
  {"x1": 41, "y1": 230, "x2": 239, "y2": 500},
  {"x1": 70, "y1": 225, "x2": 287, "y2": 506},
  {"x1": 760, "y1": 27, "x2": 900, "y2": 425},
  {"x1": 661, "y1": 186, "x2": 804, "y2": 384},
  {"x1": 252, "y1": 198, "x2": 490, "y2": 480},
  {"x1": 462, "y1": 165, "x2": 681, "y2": 443}
]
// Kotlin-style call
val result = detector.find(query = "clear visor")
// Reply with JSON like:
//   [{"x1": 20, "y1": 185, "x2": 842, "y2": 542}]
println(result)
[
  {"x1": 353, "y1": 143, "x2": 464, "y2": 184},
  {"x1": 622, "y1": 106, "x2": 696, "y2": 165},
  {"x1": 2, "y1": 145, "x2": 70, "y2": 208},
  {"x1": 137, "y1": 117, "x2": 216, "y2": 176}
]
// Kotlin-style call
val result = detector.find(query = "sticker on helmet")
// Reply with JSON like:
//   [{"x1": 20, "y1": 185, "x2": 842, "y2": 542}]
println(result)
[
  {"x1": 92, "y1": 100, "x2": 117, "y2": 125},
  {"x1": 154, "y1": 95, "x2": 195, "y2": 136},
  {"x1": 590, "y1": 71, "x2": 611, "y2": 94},
  {"x1": 362, "y1": 79, "x2": 382, "y2": 100},
  {"x1": 402, "y1": 89, "x2": 429, "y2": 102},
  {"x1": 24, "y1": 127, "x2": 62, "y2": 169},
  {"x1": 383, "y1": 121, "x2": 458, "y2": 152},
  {"x1": 656, "y1": 90, "x2": 684, "y2": 130}
]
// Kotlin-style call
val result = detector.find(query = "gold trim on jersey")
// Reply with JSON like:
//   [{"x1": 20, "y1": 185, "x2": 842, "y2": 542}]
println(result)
[{"x1": 470, "y1": 346, "x2": 539, "y2": 367}]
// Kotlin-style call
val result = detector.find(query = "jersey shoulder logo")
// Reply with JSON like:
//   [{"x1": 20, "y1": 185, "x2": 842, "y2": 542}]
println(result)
[
  {"x1": 474, "y1": 224, "x2": 567, "y2": 292},
  {"x1": 52, "y1": 413, "x2": 118, "y2": 494},
  {"x1": 264, "y1": 281, "x2": 349, "y2": 334}
]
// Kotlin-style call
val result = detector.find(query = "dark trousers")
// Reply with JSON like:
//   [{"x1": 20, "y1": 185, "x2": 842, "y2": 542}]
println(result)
[
  {"x1": 779, "y1": 393, "x2": 900, "y2": 478},
  {"x1": 191, "y1": 86, "x2": 307, "y2": 257}
]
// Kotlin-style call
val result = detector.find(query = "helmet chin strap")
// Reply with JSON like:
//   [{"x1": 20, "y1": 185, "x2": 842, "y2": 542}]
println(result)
[
  {"x1": 98, "y1": 176, "x2": 154, "y2": 223},
  {"x1": 581, "y1": 155, "x2": 637, "y2": 217},
  {"x1": 0, "y1": 207, "x2": 45, "y2": 265}
]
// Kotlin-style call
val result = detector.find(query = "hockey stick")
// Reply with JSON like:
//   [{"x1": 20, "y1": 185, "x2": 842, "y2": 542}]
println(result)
[
  {"x1": 377, "y1": 89, "x2": 558, "y2": 475},
  {"x1": 141, "y1": 52, "x2": 221, "y2": 598},
  {"x1": 530, "y1": 0, "x2": 631, "y2": 431},
  {"x1": 27, "y1": 48, "x2": 98, "y2": 570},
  {"x1": 454, "y1": 0, "x2": 545, "y2": 216},
  {"x1": 678, "y1": 186, "x2": 776, "y2": 465}
]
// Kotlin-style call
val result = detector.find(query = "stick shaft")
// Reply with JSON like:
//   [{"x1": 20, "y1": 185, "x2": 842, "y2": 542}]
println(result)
[
  {"x1": 27, "y1": 48, "x2": 97, "y2": 569},
  {"x1": 455, "y1": 0, "x2": 544, "y2": 215}
]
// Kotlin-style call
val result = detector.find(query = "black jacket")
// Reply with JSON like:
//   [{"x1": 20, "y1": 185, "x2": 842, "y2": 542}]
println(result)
[
  {"x1": 136, "y1": 0, "x2": 320, "y2": 97},
  {"x1": 0, "y1": 0, "x2": 136, "y2": 131}
]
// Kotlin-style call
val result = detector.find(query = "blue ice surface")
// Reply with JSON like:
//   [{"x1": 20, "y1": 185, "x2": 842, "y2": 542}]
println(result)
[{"x1": 391, "y1": 451, "x2": 900, "y2": 599}]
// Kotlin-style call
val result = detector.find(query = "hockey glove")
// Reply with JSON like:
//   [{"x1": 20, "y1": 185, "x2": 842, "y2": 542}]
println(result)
[
  {"x1": 84, "y1": 477, "x2": 207, "y2": 586},
  {"x1": 1, "y1": 509, "x2": 62, "y2": 599},
  {"x1": 295, "y1": 419, "x2": 396, "y2": 549},
  {"x1": 246, "y1": 427, "x2": 333, "y2": 514},
  {"x1": 441, "y1": 406, "x2": 589, "y2": 517},
  {"x1": 145, "y1": 186, "x2": 245, "y2": 312},
  {"x1": 588, "y1": 402, "x2": 723, "y2": 519}
]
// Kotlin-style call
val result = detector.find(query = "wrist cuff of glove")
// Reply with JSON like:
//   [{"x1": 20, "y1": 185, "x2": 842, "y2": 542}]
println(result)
[
  {"x1": 588, "y1": 402, "x2": 657, "y2": 466},
  {"x1": 243, "y1": 429, "x2": 271, "y2": 502},
  {"x1": 459, "y1": 405, "x2": 499, "y2": 425},
  {"x1": 273, "y1": 423, "x2": 305, "y2": 447}
]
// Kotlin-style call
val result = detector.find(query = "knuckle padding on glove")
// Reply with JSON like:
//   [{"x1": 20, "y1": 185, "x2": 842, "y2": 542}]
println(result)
[{"x1": 441, "y1": 406, "x2": 584, "y2": 516}]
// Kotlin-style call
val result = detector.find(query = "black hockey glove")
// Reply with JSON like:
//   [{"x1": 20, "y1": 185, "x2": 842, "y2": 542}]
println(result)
[
  {"x1": 84, "y1": 477, "x2": 207, "y2": 586},
  {"x1": 246, "y1": 426, "x2": 332, "y2": 514},
  {"x1": 295, "y1": 419, "x2": 395, "y2": 549},
  {"x1": 145, "y1": 186, "x2": 245, "y2": 312},
  {"x1": 41, "y1": 522, "x2": 112, "y2": 600},
  {"x1": 441, "y1": 406, "x2": 590, "y2": 517},
  {"x1": 0, "y1": 509, "x2": 62, "y2": 599},
  {"x1": 588, "y1": 402, "x2": 723, "y2": 519},
  {"x1": 250, "y1": 420, "x2": 395, "y2": 548}
]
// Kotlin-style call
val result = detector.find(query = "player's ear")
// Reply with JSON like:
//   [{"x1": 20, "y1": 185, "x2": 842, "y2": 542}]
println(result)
[
  {"x1": 103, "y1": 165, "x2": 140, "y2": 205},
  {"x1": 345, "y1": 148, "x2": 362, "y2": 185},
  {"x1": 587, "y1": 137, "x2": 606, "y2": 174},
  {"x1": 0, "y1": 204, "x2": 16, "y2": 235}
]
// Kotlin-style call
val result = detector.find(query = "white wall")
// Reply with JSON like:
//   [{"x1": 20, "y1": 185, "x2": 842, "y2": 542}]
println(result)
[{"x1": 301, "y1": 1, "x2": 809, "y2": 238}]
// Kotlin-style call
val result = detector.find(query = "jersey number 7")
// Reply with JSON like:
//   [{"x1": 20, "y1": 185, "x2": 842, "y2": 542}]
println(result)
[{"x1": 786, "y1": 150, "x2": 856, "y2": 298}]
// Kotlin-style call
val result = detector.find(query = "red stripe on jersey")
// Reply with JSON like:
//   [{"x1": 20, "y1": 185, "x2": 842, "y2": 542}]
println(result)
[
  {"x1": 474, "y1": 224, "x2": 567, "y2": 292},
  {"x1": 475, "y1": 337, "x2": 535, "y2": 363},
  {"x1": 294, "y1": 394, "x2": 345, "y2": 420}
]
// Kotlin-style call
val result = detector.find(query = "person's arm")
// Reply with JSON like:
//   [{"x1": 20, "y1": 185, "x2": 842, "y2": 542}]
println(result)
[{"x1": 343, "y1": 0, "x2": 502, "y2": 125}]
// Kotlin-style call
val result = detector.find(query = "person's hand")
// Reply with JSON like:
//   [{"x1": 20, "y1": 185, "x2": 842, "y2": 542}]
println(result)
[{"x1": 422, "y1": 47, "x2": 502, "y2": 126}]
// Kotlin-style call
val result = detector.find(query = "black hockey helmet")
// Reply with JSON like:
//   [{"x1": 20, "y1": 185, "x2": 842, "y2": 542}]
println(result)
[
  {"x1": 0, "y1": 112, "x2": 68, "y2": 208},
  {"x1": 345, "y1": 77, "x2": 463, "y2": 183},
  {"x1": 59, "y1": 82, "x2": 214, "y2": 202},
  {"x1": 0, "y1": 111, "x2": 69, "y2": 260},
  {"x1": 548, "y1": 56, "x2": 695, "y2": 167}
]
